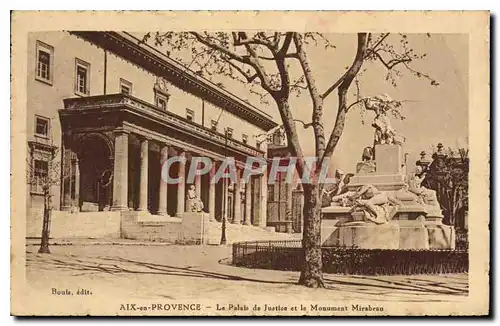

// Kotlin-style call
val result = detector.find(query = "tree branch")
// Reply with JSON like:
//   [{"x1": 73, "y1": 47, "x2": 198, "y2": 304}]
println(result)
[
  {"x1": 293, "y1": 33, "x2": 326, "y2": 159},
  {"x1": 320, "y1": 71, "x2": 348, "y2": 100},
  {"x1": 192, "y1": 31, "x2": 278, "y2": 95},
  {"x1": 293, "y1": 119, "x2": 314, "y2": 129},
  {"x1": 275, "y1": 57, "x2": 290, "y2": 98},
  {"x1": 277, "y1": 32, "x2": 293, "y2": 57},
  {"x1": 272, "y1": 32, "x2": 280, "y2": 50},
  {"x1": 185, "y1": 47, "x2": 213, "y2": 69},
  {"x1": 226, "y1": 59, "x2": 258, "y2": 83},
  {"x1": 239, "y1": 32, "x2": 279, "y2": 95},
  {"x1": 190, "y1": 32, "x2": 249, "y2": 64},
  {"x1": 321, "y1": 33, "x2": 368, "y2": 164},
  {"x1": 233, "y1": 31, "x2": 276, "y2": 52},
  {"x1": 369, "y1": 33, "x2": 390, "y2": 51},
  {"x1": 403, "y1": 62, "x2": 438, "y2": 84},
  {"x1": 366, "y1": 49, "x2": 412, "y2": 70},
  {"x1": 319, "y1": 33, "x2": 389, "y2": 100}
]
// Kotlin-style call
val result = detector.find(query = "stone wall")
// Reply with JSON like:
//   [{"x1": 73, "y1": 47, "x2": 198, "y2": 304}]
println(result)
[
  {"x1": 120, "y1": 211, "x2": 211, "y2": 244},
  {"x1": 27, "y1": 209, "x2": 121, "y2": 238},
  {"x1": 27, "y1": 210, "x2": 213, "y2": 244}
]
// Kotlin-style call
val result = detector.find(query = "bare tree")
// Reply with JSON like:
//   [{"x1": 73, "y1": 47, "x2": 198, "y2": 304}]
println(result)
[
  {"x1": 27, "y1": 145, "x2": 60, "y2": 254},
  {"x1": 144, "y1": 31, "x2": 437, "y2": 288}
]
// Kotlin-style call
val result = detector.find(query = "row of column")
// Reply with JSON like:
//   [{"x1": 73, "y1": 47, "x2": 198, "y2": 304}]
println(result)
[
  {"x1": 229, "y1": 171, "x2": 253, "y2": 225},
  {"x1": 111, "y1": 130, "x2": 266, "y2": 227}
]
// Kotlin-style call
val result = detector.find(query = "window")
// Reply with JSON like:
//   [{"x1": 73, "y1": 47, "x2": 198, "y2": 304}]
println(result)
[
  {"x1": 242, "y1": 134, "x2": 248, "y2": 144},
  {"x1": 31, "y1": 159, "x2": 48, "y2": 193},
  {"x1": 211, "y1": 120, "x2": 218, "y2": 131},
  {"x1": 186, "y1": 109, "x2": 194, "y2": 122},
  {"x1": 75, "y1": 58, "x2": 90, "y2": 95},
  {"x1": 35, "y1": 41, "x2": 54, "y2": 84},
  {"x1": 120, "y1": 79, "x2": 132, "y2": 95},
  {"x1": 35, "y1": 116, "x2": 49, "y2": 137},
  {"x1": 154, "y1": 90, "x2": 169, "y2": 111},
  {"x1": 157, "y1": 97, "x2": 167, "y2": 110},
  {"x1": 226, "y1": 128, "x2": 233, "y2": 139}
]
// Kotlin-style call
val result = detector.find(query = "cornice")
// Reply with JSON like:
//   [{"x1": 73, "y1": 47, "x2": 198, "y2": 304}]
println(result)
[
  {"x1": 61, "y1": 93, "x2": 265, "y2": 158},
  {"x1": 69, "y1": 31, "x2": 278, "y2": 132}
]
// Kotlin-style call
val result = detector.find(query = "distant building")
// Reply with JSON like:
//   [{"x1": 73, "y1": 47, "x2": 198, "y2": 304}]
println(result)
[
  {"x1": 266, "y1": 129, "x2": 303, "y2": 233},
  {"x1": 26, "y1": 31, "x2": 278, "y2": 238}
]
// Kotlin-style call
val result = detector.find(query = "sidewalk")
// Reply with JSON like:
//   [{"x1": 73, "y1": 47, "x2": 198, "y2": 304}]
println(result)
[
  {"x1": 26, "y1": 237, "x2": 176, "y2": 246},
  {"x1": 25, "y1": 243, "x2": 468, "y2": 305}
]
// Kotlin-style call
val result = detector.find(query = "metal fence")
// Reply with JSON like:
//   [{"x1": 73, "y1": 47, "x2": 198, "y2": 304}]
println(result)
[
  {"x1": 456, "y1": 230, "x2": 468, "y2": 251},
  {"x1": 232, "y1": 240, "x2": 468, "y2": 275}
]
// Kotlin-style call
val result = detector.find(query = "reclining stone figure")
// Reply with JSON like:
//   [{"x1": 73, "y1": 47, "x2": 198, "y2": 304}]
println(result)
[{"x1": 331, "y1": 184, "x2": 402, "y2": 224}]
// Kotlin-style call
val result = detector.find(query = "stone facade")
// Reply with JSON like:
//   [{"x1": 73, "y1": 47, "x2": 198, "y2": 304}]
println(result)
[{"x1": 26, "y1": 31, "x2": 278, "y2": 242}]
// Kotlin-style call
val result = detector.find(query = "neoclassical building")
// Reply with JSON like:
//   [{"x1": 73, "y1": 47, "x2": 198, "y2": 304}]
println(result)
[{"x1": 26, "y1": 31, "x2": 277, "y2": 238}]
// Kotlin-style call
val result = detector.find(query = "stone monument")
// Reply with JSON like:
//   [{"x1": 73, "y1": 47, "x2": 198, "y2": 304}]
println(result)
[{"x1": 321, "y1": 97, "x2": 455, "y2": 250}]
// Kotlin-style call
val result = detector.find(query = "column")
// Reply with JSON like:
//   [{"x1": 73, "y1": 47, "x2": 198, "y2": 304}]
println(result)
[
  {"x1": 61, "y1": 138, "x2": 73, "y2": 211},
  {"x1": 244, "y1": 179, "x2": 252, "y2": 225},
  {"x1": 73, "y1": 158, "x2": 80, "y2": 209},
  {"x1": 232, "y1": 169, "x2": 242, "y2": 224},
  {"x1": 285, "y1": 183, "x2": 293, "y2": 233},
  {"x1": 300, "y1": 188, "x2": 304, "y2": 233},
  {"x1": 208, "y1": 162, "x2": 216, "y2": 221},
  {"x1": 158, "y1": 144, "x2": 169, "y2": 216},
  {"x1": 137, "y1": 138, "x2": 149, "y2": 211},
  {"x1": 252, "y1": 176, "x2": 261, "y2": 227},
  {"x1": 111, "y1": 130, "x2": 129, "y2": 211},
  {"x1": 176, "y1": 151, "x2": 186, "y2": 216},
  {"x1": 195, "y1": 173, "x2": 202, "y2": 199},
  {"x1": 259, "y1": 172, "x2": 268, "y2": 228}
]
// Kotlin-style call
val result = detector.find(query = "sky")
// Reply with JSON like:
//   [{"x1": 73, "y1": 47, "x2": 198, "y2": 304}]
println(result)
[{"x1": 147, "y1": 33, "x2": 469, "y2": 174}]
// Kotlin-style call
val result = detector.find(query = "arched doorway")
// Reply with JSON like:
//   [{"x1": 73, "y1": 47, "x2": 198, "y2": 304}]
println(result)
[{"x1": 77, "y1": 134, "x2": 113, "y2": 212}]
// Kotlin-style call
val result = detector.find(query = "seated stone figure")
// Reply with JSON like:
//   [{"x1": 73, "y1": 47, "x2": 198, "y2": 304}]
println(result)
[
  {"x1": 357, "y1": 147, "x2": 376, "y2": 174},
  {"x1": 406, "y1": 166, "x2": 442, "y2": 216},
  {"x1": 186, "y1": 185, "x2": 204, "y2": 213},
  {"x1": 321, "y1": 170, "x2": 346, "y2": 207}
]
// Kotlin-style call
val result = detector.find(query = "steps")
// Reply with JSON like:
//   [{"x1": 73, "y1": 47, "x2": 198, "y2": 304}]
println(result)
[{"x1": 206, "y1": 221, "x2": 301, "y2": 245}]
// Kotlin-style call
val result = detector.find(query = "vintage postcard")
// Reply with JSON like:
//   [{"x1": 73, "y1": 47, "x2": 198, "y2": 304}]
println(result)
[{"x1": 10, "y1": 11, "x2": 490, "y2": 316}]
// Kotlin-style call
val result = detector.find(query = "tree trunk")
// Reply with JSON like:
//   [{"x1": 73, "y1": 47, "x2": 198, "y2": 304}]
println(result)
[
  {"x1": 298, "y1": 183, "x2": 325, "y2": 288},
  {"x1": 38, "y1": 190, "x2": 51, "y2": 254}
]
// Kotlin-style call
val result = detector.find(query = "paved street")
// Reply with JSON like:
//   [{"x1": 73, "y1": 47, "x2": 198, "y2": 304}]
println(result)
[{"x1": 25, "y1": 243, "x2": 468, "y2": 306}]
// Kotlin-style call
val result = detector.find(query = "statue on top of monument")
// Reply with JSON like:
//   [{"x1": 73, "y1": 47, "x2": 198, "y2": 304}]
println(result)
[{"x1": 361, "y1": 93, "x2": 406, "y2": 146}]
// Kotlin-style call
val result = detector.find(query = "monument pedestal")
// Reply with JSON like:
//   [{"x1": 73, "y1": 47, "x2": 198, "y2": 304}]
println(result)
[
  {"x1": 321, "y1": 144, "x2": 455, "y2": 250},
  {"x1": 374, "y1": 144, "x2": 403, "y2": 174},
  {"x1": 426, "y1": 224, "x2": 456, "y2": 250},
  {"x1": 329, "y1": 220, "x2": 432, "y2": 250},
  {"x1": 336, "y1": 223, "x2": 400, "y2": 249},
  {"x1": 348, "y1": 174, "x2": 406, "y2": 192},
  {"x1": 396, "y1": 220, "x2": 430, "y2": 249}
]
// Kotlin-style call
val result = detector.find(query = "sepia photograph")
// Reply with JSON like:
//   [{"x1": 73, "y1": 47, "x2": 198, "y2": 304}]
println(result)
[{"x1": 10, "y1": 11, "x2": 490, "y2": 316}]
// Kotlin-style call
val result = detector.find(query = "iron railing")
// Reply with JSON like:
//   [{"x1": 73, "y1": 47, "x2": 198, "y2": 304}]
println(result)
[{"x1": 232, "y1": 240, "x2": 468, "y2": 275}]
